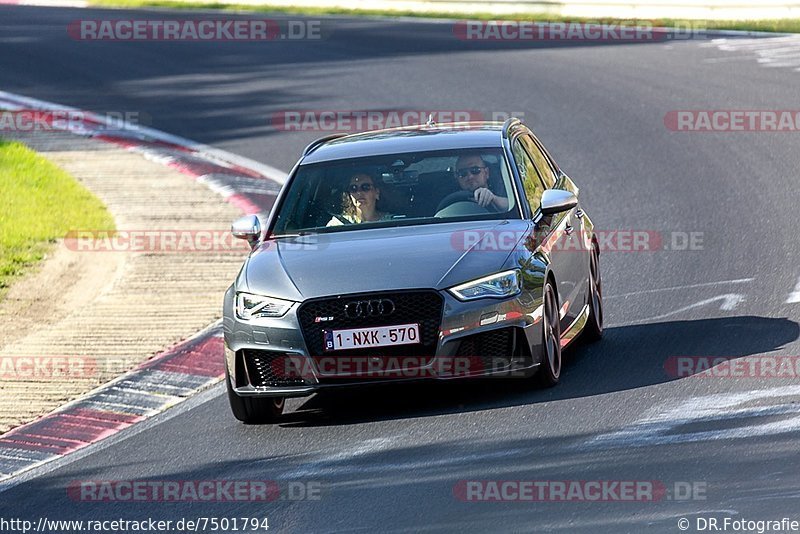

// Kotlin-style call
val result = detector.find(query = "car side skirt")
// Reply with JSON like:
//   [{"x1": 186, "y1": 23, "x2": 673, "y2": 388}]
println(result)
[{"x1": 560, "y1": 303, "x2": 590, "y2": 349}]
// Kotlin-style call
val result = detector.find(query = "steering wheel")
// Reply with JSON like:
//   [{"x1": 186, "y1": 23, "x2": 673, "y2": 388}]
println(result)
[{"x1": 435, "y1": 190, "x2": 478, "y2": 213}]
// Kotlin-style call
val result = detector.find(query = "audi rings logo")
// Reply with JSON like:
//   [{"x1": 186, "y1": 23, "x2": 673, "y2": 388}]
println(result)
[{"x1": 344, "y1": 299, "x2": 395, "y2": 319}]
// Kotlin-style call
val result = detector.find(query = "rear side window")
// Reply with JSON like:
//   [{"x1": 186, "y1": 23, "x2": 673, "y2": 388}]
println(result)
[
  {"x1": 520, "y1": 134, "x2": 558, "y2": 189},
  {"x1": 511, "y1": 138, "x2": 546, "y2": 212}
]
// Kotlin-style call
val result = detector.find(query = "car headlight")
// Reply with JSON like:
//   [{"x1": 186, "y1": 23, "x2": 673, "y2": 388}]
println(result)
[
  {"x1": 235, "y1": 292, "x2": 293, "y2": 319},
  {"x1": 448, "y1": 270, "x2": 521, "y2": 301}
]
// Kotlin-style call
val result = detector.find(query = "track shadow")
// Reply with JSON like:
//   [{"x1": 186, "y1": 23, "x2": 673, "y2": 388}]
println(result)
[
  {"x1": 3, "y1": 426, "x2": 800, "y2": 533},
  {"x1": 276, "y1": 315, "x2": 798, "y2": 426}
]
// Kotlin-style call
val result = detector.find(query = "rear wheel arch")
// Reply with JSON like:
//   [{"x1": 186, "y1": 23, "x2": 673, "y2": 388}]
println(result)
[{"x1": 545, "y1": 269, "x2": 560, "y2": 310}]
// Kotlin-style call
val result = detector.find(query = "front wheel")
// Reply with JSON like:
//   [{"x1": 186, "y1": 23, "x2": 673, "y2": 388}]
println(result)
[
  {"x1": 226, "y1": 369, "x2": 285, "y2": 424},
  {"x1": 537, "y1": 280, "x2": 562, "y2": 387}
]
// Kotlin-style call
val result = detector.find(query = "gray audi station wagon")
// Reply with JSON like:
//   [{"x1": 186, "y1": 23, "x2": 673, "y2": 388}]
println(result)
[{"x1": 223, "y1": 118, "x2": 602, "y2": 423}]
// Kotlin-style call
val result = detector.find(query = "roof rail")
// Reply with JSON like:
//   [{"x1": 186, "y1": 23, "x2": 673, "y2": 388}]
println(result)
[
  {"x1": 303, "y1": 133, "x2": 348, "y2": 156},
  {"x1": 501, "y1": 117, "x2": 522, "y2": 139}
]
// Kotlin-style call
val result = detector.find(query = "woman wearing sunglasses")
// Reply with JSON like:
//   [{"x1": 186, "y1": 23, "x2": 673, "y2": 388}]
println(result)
[{"x1": 327, "y1": 172, "x2": 395, "y2": 226}]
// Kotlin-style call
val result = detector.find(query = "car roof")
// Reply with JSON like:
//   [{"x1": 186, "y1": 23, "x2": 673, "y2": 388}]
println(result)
[{"x1": 300, "y1": 122, "x2": 509, "y2": 164}]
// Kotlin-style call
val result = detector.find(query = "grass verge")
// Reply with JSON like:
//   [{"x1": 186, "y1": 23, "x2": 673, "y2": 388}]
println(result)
[
  {"x1": 87, "y1": 0, "x2": 800, "y2": 34},
  {"x1": 0, "y1": 139, "x2": 115, "y2": 298}
]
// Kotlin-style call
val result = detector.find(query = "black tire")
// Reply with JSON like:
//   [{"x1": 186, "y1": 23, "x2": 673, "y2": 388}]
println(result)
[
  {"x1": 537, "y1": 280, "x2": 562, "y2": 387},
  {"x1": 226, "y1": 369, "x2": 285, "y2": 424},
  {"x1": 584, "y1": 244, "x2": 603, "y2": 342}
]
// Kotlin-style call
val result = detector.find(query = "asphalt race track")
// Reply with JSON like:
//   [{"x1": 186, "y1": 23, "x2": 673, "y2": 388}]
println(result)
[{"x1": 2, "y1": 7, "x2": 800, "y2": 532}]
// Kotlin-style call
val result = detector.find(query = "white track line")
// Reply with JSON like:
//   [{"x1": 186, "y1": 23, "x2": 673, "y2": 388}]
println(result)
[
  {"x1": 605, "y1": 277, "x2": 753, "y2": 299},
  {"x1": 0, "y1": 90, "x2": 288, "y2": 184},
  {"x1": 579, "y1": 385, "x2": 800, "y2": 450},
  {"x1": 0, "y1": 89, "x2": 289, "y2": 487},
  {"x1": 0, "y1": 383, "x2": 225, "y2": 495},
  {"x1": 706, "y1": 35, "x2": 800, "y2": 71},
  {"x1": 622, "y1": 294, "x2": 746, "y2": 325},
  {"x1": 787, "y1": 276, "x2": 800, "y2": 304}
]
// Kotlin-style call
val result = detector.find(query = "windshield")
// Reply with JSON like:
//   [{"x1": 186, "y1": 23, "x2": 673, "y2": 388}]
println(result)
[{"x1": 271, "y1": 148, "x2": 519, "y2": 235}]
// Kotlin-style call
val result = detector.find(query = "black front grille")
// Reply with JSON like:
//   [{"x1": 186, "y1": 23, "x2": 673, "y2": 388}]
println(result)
[
  {"x1": 241, "y1": 349, "x2": 311, "y2": 388},
  {"x1": 454, "y1": 328, "x2": 515, "y2": 373},
  {"x1": 297, "y1": 291, "x2": 444, "y2": 372}
]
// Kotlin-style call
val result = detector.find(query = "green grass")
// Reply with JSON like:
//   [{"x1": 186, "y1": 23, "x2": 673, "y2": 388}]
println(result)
[
  {"x1": 0, "y1": 139, "x2": 115, "y2": 297},
  {"x1": 87, "y1": 0, "x2": 800, "y2": 34}
]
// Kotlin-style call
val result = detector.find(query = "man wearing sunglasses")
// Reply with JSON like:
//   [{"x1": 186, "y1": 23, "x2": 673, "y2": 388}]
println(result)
[{"x1": 454, "y1": 154, "x2": 509, "y2": 212}]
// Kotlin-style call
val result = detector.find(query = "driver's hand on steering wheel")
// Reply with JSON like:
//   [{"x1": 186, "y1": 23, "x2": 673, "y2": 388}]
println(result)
[{"x1": 473, "y1": 187, "x2": 496, "y2": 208}]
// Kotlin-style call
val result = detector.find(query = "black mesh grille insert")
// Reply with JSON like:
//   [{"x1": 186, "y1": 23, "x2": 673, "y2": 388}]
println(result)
[
  {"x1": 241, "y1": 349, "x2": 311, "y2": 388},
  {"x1": 454, "y1": 328, "x2": 515, "y2": 373},
  {"x1": 297, "y1": 291, "x2": 444, "y2": 373}
]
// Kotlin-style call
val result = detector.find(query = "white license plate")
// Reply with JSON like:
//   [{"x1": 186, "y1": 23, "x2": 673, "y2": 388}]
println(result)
[{"x1": 323, "y1": 323, "x2": 420, "y2": 351}]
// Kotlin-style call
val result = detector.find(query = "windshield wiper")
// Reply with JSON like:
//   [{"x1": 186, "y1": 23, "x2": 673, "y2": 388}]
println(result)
[{"x1": 266, "y1": 232, "x2": 315, "y2": 239}]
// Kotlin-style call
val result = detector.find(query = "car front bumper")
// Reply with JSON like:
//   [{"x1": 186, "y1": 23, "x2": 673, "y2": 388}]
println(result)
[{"x1": 223, "y1": 286, "x2": 545, "y2": 398}]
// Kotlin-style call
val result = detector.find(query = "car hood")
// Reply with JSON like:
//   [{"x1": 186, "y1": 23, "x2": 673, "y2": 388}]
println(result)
[{"x1": 242, "y1": 220, "x2": 531, "y2": 300}]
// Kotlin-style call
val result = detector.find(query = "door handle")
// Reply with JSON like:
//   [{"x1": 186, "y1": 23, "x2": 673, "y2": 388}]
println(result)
[
  {"x1": 575, "y1": 209, "x2": 584, "y2": 219},
  {"x1": 564, "y1": 224, "x2": 574, "y2": 236}
]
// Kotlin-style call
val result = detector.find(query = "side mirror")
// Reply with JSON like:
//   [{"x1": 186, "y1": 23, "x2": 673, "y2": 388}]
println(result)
[
  {"x1": 231, "y1": 215, "x2": 261, "y2": 249},
  {"x1": 540, "y1": 189, "x2": 578, "y2": 216}
]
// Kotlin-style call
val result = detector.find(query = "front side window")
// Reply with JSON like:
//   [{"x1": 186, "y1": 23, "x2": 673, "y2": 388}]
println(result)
[
  {"x1": 520, "y1": 134, "x2": 558, "y2": 189},
  {"x1": 271, "y1": 148, "x2": 519, "y2": 235},
  {"x1": 511, "y1": 138, "x2": 546, "y2": 213}
]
